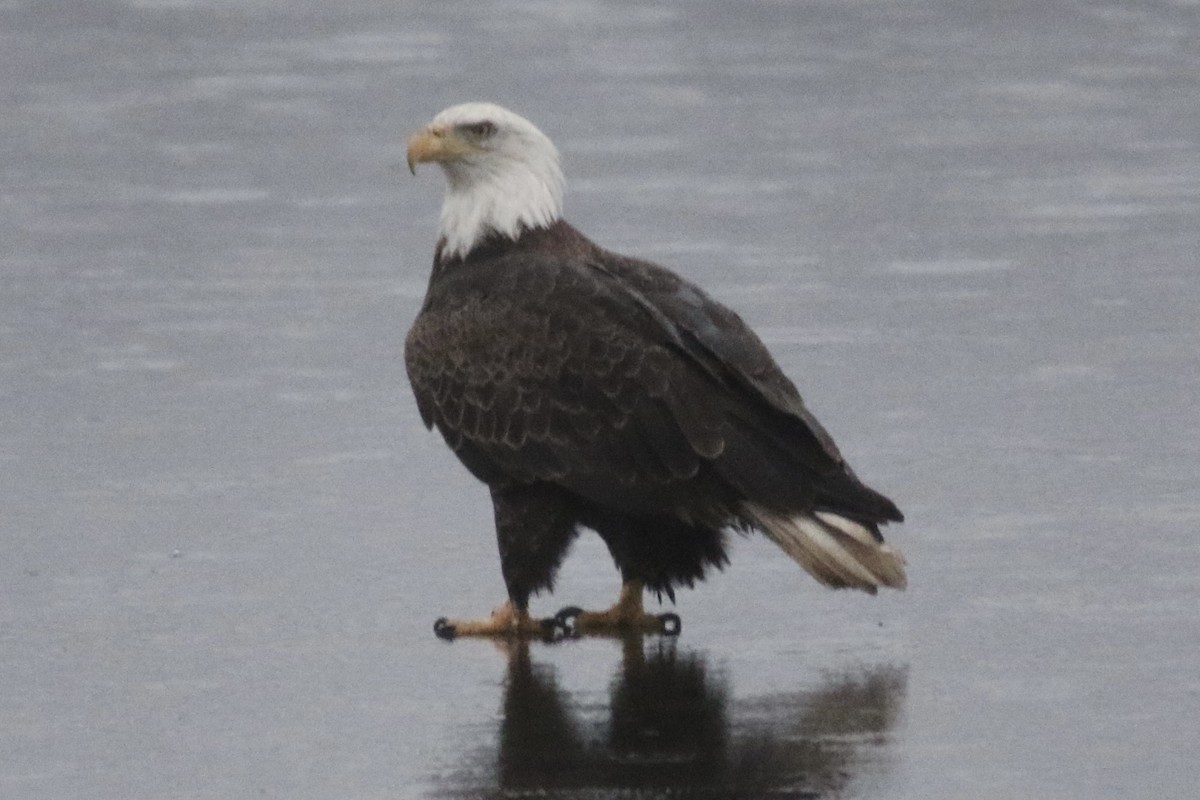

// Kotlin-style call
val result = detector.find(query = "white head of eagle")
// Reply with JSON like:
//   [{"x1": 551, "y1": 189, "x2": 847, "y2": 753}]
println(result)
[{"x1": 407, "y1": 102, "x2": 565, "y2": 261}]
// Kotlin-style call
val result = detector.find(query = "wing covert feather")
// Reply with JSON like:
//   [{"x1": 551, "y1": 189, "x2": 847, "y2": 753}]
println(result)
[{"x1": 404, "y1": 254, "x2": 711, "y2": 504}]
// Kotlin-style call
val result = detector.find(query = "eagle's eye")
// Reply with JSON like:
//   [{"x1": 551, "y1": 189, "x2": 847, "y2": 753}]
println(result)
[{"x1": 460, "y1": 121, "x2": 497, "y2": 139}]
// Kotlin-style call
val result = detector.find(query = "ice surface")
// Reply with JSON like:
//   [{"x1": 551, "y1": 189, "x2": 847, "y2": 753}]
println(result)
[{"x1": 2, "y1": 1, "x2": 1198, "y2": 798}]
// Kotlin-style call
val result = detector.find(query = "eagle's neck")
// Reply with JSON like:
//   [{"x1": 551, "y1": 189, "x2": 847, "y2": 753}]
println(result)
[{"x1": 437, "y1": 155, "x2": 564, "y2": 262}]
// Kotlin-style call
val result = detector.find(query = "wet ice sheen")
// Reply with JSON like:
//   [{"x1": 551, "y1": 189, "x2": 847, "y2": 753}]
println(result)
[
  {"x1": 432, "y1": 638, "x2": 906, "y2": 799},
  {"x1": 2, "y1": 1, "x2": 1198, "y2": 799}
]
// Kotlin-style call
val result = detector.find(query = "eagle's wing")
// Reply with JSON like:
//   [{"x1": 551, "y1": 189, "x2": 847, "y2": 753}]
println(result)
[
  {"x1": 588, "y1": 251, "x2": 903, "y2": 523},
  {"x1": 406, "y1": 244, "x2": 900, "y2": 523}
]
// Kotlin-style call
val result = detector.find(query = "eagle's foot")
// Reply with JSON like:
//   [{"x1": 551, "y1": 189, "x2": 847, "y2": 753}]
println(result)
[
  {"x1": 433, "y1": 601, "x2": 559, "y2": 641},
  {"x1": 553, "y1": 581, "x2": 681, "y2": 637},
  {"x1": 555, "y1": 606, "x2": 681, "y2": 637}
]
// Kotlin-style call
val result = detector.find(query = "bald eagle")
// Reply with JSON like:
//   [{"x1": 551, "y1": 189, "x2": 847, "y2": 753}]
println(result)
[{"x1": 406, "y1": 103, "x2": 905, "y2": 639}]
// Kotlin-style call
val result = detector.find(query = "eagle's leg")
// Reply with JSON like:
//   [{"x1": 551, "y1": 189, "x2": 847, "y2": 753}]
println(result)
[
  {"x1": 434, "y1": 483, "x2": 580, "y2": 641},
  {"x1": 555, "y1": 581, "x2": 681, "y2": 636},
  {"x1": 433, "y1": 601, "x2": 558, "y2": 640}
]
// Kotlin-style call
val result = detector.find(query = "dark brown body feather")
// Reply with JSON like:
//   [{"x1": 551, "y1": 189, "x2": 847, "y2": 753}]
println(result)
[{"x1": 405, "y1": 220, "x2": 902, "y2": 607}]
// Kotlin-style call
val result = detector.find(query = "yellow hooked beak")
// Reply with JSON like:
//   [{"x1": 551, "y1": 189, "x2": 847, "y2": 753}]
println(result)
[{"x1": 406, "y1": 125, "x2": 477, "y2": 175}]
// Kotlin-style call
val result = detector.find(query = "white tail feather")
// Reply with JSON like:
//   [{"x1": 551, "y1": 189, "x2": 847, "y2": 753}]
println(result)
[
  {"x1": 746, "y1": 504, "x2": 907, "y2": 593},
  {"x1": 814, "y1": 511, "x2": 877, "y2": 547}
]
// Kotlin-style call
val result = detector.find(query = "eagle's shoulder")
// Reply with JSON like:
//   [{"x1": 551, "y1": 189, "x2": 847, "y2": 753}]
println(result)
[{"x1": 587, "y1": 245, "x2": 845, "y2": 459}]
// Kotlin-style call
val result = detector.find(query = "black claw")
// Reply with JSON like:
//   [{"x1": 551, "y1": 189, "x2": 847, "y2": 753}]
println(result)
[
  {"x1": 554, "y1": 606, "x2": 584, "y2": 637},
  {"x1": 554, "y1": 605, "x2": 583, "y2": 625},
  {"x1": 433, "y1": 617, "x2": 457, "y2": 640},
  {"x1": 658, "y1": 612, "x2": 682, "y2": 636},
  {"x1": 538, "y1": 616, "x2": 563, "y2": 641}
]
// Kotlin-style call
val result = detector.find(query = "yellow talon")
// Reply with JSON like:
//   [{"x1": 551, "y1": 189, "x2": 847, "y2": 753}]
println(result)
[
  {"x1": 556, "y1": 581, "x2": 681, "y2": 637},
  {"x1": 433, "y1": 601, "x2": 556, "y2": 640}
]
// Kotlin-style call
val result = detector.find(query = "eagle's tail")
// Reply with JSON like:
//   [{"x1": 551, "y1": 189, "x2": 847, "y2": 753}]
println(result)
[{"x1": 744, "y1": 504, "x2": 907, "y2": 593}]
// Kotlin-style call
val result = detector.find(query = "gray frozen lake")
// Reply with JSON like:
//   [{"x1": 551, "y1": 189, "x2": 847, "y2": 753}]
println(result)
[{"x1": 3, "y1": 1, "x2": 1199, "y2": 797}]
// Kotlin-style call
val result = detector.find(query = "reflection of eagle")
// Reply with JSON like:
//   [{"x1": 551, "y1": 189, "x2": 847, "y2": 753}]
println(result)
[
  {"x1": 405, "y1": 103, "x2": 906, "y2": 637},
  {"x1": 433, "y1": 638, "x2": 907, "y2": 797}
]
